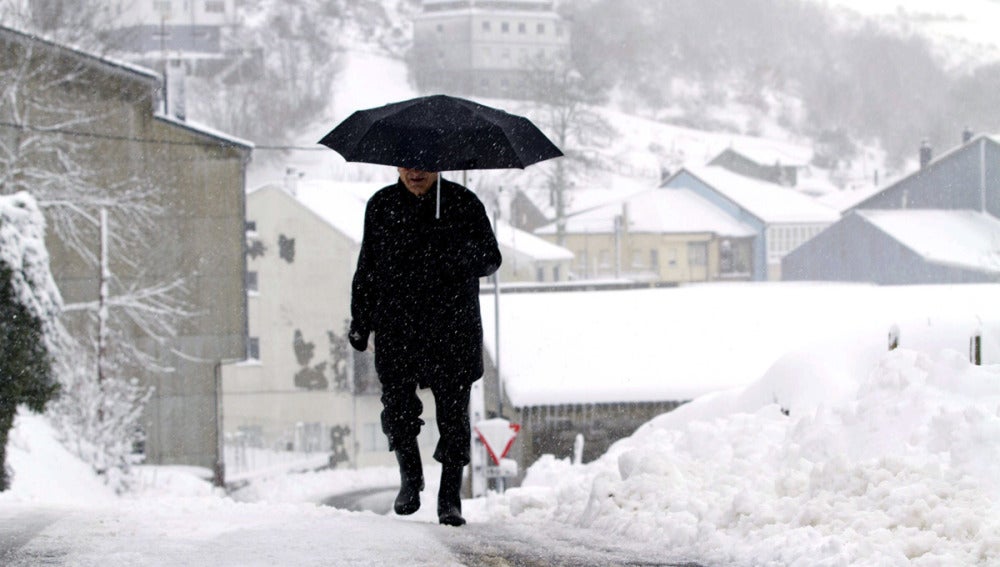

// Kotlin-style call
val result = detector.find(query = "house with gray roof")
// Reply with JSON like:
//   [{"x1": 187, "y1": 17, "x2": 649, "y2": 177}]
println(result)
[
  {"x1": 535, "y1": 183, "x2": 757, "y2": 283},
  {"x1": 783, "y1": 135, "x2": 1000, "y2": 284},
  {"x1": 662, "y1": 165, "x2": 840, "y2": 280}
]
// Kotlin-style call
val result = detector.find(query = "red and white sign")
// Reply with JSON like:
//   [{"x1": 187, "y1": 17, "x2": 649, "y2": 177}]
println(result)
[{"x1": 474, "y1": 418, "x2": 520, "y2": 466}]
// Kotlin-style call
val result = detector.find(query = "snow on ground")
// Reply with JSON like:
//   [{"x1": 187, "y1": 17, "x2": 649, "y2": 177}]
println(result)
[{"x1": 4, "y1": 282, "x2": 1000, "y2": 565}]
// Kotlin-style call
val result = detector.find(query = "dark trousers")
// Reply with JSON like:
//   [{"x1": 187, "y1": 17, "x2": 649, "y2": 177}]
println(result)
[{"x1": 380, "y1": 380, "x2": 472, "y2": 466}]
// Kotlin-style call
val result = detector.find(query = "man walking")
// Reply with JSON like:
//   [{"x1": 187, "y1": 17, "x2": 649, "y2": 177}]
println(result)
[{"x1": 349, "y1": 167, "x2": 501, "y2": 526}]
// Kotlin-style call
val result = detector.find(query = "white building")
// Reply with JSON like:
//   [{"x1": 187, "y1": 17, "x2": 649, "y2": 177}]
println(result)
[
  {"x1": 106, "y1": 0, "x2": 238, "y2": 70},
  {"x1": 412, "y1": 0, "x2": 571, "y2": 97}
]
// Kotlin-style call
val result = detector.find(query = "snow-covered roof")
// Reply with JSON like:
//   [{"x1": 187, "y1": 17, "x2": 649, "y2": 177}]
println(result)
[
  {"x1": 495, "y1": 220, "x2": 572, "y2": 262},
  {"x1": 480, "y1": 282, "x2": 1000, "y2": 408},
  {"x1": 536, "y1": 186, "x2": 756, "y2": 237},
  {"x1": 250, "y1": 180, "x2": 382, "y2": 244},
  {"x1": 680, "y1": 165, "x2": 841, "y2": 224},
  {"x1": 0, "y1": 25, "x2": 160, "y2": 84},
  {"x1": 155, "y1": 114, "x2": 254, "y2": 149},
  {"x1": 858, "y1": 209, "x2": 1000, "y2": 273},
  {"x1": 817, "y1": 183, "x2": 884, "y2": 212},
  {"x1": 714, "y1": 143, "x2": 812, "y2": 168}
]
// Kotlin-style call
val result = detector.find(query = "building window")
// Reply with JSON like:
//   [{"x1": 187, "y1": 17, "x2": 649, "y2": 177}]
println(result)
[
  {"x1": 553, "y1": 265, "x2": 560, "y2": 282},
  {"x1": 246, "y1": 271, "x2": 258, "y2": 293},
  {"x1": 501, "y1": 21, "x2": 510, "y2": 33},
  {"x1": 245, "y1": 220, "x2": 257, "y2": 233},
  {"x1": 537, "y1": 23, "x2": 545, "y2": 34},
  {"x1": 247, "y1": 337, "x2": 260, "y2": 361},
  {"x1": 436, "y1": 23, "x2": 444, "y2": 33},
  {"x1": 518, "y1": 22, "x2": 526, "y2": 33},
  {"x1": 650, "y1": 249, "x2": 659, "y2": 271},
  {"x1": 153, "y1": 0, "x2": 171, "y2": 12},
  {"x1": 482, "y1": 20, "x2": 491, "y2": 31},
  {"x1": 536, "y1": 267, "x2": 545, "y2": 282},
  {"x1": 205, "y1": 0, "x2": 224, "y2": 13},
  {"x1": 555, "y1": 23, "x2": 564, "y2": 37}
]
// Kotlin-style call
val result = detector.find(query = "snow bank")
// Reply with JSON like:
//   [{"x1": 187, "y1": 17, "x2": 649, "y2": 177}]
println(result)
[
  {"x1": 493, "y1": 343, "x2": 1000, "y2": 565},
  {"x1": 1, "y1": 410, "x2": 115, "y2": 506}
]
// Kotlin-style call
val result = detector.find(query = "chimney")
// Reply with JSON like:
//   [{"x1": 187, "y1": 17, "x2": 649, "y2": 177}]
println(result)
[
  {"x1": 164, "y1": 59, "x2": 187, "y2": 121},
  {"x1": 919, "y1": 139, "x2": 932, "y2": 169},
  {"x1": 284, "y1": 167, "x2": 303, "y2": 196},
  {"x1": 962, "y1": 126, "x2": 974, "y2": 144}
]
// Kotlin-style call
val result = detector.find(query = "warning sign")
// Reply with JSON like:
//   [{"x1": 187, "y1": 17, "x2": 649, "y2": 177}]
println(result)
[{"x1": 474, "y1": 418, "x2": 520, "y2": 466}]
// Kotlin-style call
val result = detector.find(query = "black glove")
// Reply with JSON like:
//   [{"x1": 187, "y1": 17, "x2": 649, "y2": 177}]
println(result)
[{"x1": 348, "y1": 323, "x2": 369, "y2": 352}]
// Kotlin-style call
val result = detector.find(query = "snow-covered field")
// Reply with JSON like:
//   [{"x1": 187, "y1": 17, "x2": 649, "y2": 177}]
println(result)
[{"x1": 5, "y1": 281, "x2": 1000, "y2": 565}]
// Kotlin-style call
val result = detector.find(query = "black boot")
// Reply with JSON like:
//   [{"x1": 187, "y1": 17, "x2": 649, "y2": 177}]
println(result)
[
  {"x1": 437, "y1": 465, "x2": 466, "y2": 526},
  {"x1": 393, "y1": 440, "x2": 424, "y2": 515}
]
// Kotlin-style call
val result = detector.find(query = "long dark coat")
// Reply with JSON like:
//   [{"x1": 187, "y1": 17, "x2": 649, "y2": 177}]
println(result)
[{"x1": 350, "y1": 178, "x2": 501, "y2": 387}]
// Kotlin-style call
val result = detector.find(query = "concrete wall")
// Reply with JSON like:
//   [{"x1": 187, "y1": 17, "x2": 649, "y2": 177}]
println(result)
[{"x1": 2, "y1": 28, "x2": 249, "y2": 475}]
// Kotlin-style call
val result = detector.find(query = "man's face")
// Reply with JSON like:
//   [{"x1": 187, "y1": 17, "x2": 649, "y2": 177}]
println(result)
[{"x1": 397, "y1": 167, "x2": 438, "y2": 196}]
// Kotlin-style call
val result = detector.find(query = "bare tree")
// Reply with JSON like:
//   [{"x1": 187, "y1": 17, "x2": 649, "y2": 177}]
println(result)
[
  {"x1": 0, "y1": 25, "x2": 195, "y2": 483},
  {"x1": 520, "y1": 53, "x2": 617, "y2": 245}
]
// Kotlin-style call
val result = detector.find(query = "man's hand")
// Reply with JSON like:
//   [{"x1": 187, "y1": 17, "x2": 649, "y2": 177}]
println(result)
[{"x1": 348, "y1": 325, "x2": 369, "y2": 352}]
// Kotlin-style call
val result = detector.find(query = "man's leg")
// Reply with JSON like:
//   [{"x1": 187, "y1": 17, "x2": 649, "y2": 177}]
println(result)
[
  {"x1": 431, "y1": 382, "x2": 471, "y2": 526},
  {"x1": 380, "y1": 381, "x2": 424, "y2": 515}
]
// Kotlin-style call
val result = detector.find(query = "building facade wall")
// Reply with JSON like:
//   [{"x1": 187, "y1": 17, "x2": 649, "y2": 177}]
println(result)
[
  {"x1": 856, "y1": 138, "x2": 1000, "y2": 215},
  {"x1": 1, "y1": 28, "x2": 250, "y2": 474},
  {"x1": 663, "y1": 172, "x2": 769, "y2": 280},
  {"x1": 412, "y1": 1, "x2": 570, "y2": 98}
]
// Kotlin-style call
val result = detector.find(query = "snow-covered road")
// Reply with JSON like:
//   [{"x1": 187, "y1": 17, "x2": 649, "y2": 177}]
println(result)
[{"x1": 0, "y1": 502, "x2": 705, "y2": 567}]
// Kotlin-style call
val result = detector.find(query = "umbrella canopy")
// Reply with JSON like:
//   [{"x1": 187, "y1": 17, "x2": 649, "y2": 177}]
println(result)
[{"x1": 318, "y1": 94, "x2": 563, "y2": 172}]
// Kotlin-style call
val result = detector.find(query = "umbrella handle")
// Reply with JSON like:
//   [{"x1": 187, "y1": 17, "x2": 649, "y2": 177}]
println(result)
[{"x1": 436, "y1": 175, "x2": 441, "y2": 219}]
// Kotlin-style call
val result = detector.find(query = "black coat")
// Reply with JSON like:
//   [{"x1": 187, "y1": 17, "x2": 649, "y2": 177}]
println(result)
[{"x1": 350, "y1": 178, "x2": 501, "y2": 387}]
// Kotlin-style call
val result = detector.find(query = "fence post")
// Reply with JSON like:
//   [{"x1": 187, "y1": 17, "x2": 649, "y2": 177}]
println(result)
[
  {"x1": 970, "y1": 330, "x2": 982, "y2": 365},
  {"x1": 889, "y1": 324, "x2": 900, "y2": 351}
]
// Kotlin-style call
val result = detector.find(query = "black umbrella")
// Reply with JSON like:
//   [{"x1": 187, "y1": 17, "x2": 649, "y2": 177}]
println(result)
[{"x1": 318, "y1": 95, "x2": 563, "y2": 217}]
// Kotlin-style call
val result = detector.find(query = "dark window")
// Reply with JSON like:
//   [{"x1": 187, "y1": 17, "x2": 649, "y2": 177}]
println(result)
[
  {"x1": 247, "y1": 337, "x2": 260, "y2": 361},
  {"x1": 205, "y1": 0, "x2": 224, "y2": 13},
  {"x1": 553, "y1": 265, "x2": 560, "y2": 281},
  {"x1": 482, "y1": 20, "x2": 491, "y2": 31},
  {"x1": 536, "y1": 267, "x2": 544, "y2": 282},
  {"x1": 537, "y1": 23, "x2": 545, "y2": 34},
  {"x1": 518, "y1": 22, "x2": 526, "y2": 33},
  {"x1": 245, "y1": 220, "x2": 257, "y2": 232},
  {"x1": 278, "y1": 234, "x2": 295, "y2": 263},
  {"x1": 436, "y1": 23, "x2": 444, "y2": 33},
  {"x1": 501, "y1": 21, "x2": 509, "y2": 33},
  {"x1": 246, "y1": 271, "x2": 258, "y2": 293}
]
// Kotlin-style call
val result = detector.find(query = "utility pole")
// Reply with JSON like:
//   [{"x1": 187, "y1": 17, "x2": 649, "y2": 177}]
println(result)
[{"x1": 97, "y1": 208, "x2": 109, "y2": 422}]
